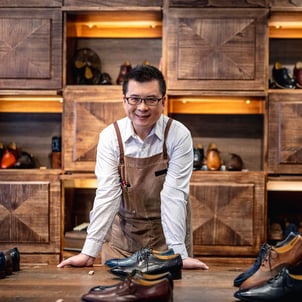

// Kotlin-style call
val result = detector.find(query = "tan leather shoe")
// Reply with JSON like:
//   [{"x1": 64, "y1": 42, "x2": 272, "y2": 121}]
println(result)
[{"x1": 240, "y1": 234, "x2": 302, "y2": 290}]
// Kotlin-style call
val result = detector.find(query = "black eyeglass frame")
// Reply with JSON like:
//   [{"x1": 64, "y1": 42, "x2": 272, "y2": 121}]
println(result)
[{"x1": 124, "y1": 96, "x2": 163, "y2": 106}]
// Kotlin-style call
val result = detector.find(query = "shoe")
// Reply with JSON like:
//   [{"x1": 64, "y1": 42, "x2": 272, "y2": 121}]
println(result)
[
  {"x1": 6, "y1": 247, "x2": 20, "y2": 272},
  {"x1": 240, "y1": 234, "x2": 302, "y2": 290},
  {"x1": 3, "y1": 252, "x2": 13, "y2": 276},
  {"x1": 272, "y1": 62, "x2": 296, "y2": 89},
  {"x1": 110, "y1": 253, "x2": 183, "y2": 280},
  {"x1": 294, "y1": 61, "x2": 302, "y2": 88},
  {"x1": 104, "y1": 247, "x2": 174, "y2": 268},
  {"x1": 81, "y1": 274, "x2": 173, "y2": 302},
  {"x1": 89, "y1": 270, "x2": 173, "y2": 293},
  {"x1": 234, "y1": 232, "x2": 298, "y2": 287},
  {"x1": 0, "y1": 252, "x2": 6, "y2": 279},
  {"x1": 234, "y1": 267, "x2": 302, "y2": 301}
]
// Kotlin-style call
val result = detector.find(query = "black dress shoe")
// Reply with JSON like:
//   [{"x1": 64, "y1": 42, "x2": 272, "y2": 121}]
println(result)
[
  {"x1": 110, "y1": 253, "x2": 182, "y2": 280},
  {"x1": 234, "y1": 267, "x2": 302, "y2": 301},
  {"x1": 272, "y1": 62, "x2": 296, "y2": 89},
  {"x1": 0, "y1": 252, "x2": 6, "y2": 279},
  {"x1": 6, "y1": 247, "x2": 20, "y2": 271},
  {"x1": 105, "y1": 247, "x2": 174, "y2": 268}
]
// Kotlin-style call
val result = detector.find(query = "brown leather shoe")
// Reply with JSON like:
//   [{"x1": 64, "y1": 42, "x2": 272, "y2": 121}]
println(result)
[
  {"x1": 82, "y1": 275, "x2": 172, "y2": 302},
  {"x1": 240, "y1": 234, "x2": 302, "y2": 290}
]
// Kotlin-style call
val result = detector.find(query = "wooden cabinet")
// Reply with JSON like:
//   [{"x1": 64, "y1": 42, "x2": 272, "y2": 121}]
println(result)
[
  {"x1": 269, "y1": 0, "x2": 302, "y2": 8},
  {"x1": 0, "y1": 0, "x2": 62, "y2": 7},
  {"x1": 191, "y1": 171, "x2": 266, "y2": 256},
  {"x1": 63, "y1": 0, "x2": 162, "y2": 7},
  {"x1": 168, "y1": 0, "x2": 267, "y2": 8},
  {"x1": 0, "y1": 8, "x2": 62, "y2": 90},
  {"x1": 164, "y1": 8, "x2": 268, "y2": 92},
  {"x1": 0, "y1": 170, "x2": 61, "y2": 264}
]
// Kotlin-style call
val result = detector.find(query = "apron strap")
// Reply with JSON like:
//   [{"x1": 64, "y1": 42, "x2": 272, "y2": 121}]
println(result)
[{"x1": 163, "y1": 118, "x2": 173, "y2": 160}]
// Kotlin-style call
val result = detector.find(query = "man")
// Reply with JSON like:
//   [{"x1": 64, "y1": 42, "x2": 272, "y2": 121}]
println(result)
[{"x1": 58, "y1": 64, "x2": 208, "y2": 270}]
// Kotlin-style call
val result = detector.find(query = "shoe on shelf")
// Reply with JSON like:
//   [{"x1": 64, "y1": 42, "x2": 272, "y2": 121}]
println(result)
[
  {"x1": 239, "y1": 234, "x2": 302, "y2": 290},
  {"x1": 294, "y1": 61, "x2": 302, "y2": 88},
  {"x1": 234, "y1": 267, "x2": 302, "y2": 302},
  {"x1": 6, "y1": 247, "x2": 20, "y2": 272},
  {"x1": 0, "y1": 252, "x2": 6, "y2": 279},
  {"x1": 105, "y1": 247, "x2": 174, "y2": 268},
  {"x1": 272, "y1": 62, "x2": 296, "y2": 89},
  {"x1": 110, "y1": 253, "x2": 183, "y2": 280},
  {"x1": 82, "y1": 274, "x2": 173, "y2": 302},
  {"x1": 233, "y1": 232, "x2": 297, "y2": 287}
]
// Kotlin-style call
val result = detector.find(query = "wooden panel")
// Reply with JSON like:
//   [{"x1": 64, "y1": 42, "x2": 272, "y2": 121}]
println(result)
[
  {"x1": 63, "y1": 86, "x2": 126, "y2": 171},
  {"x1": 0, "y1": 171, "x2": 60, "y2": 256},
  {"x1": 0, "y1": 9, "x2": 62, "y2": 90},
  {"x1": 165, "y1": 8, "x2": 268, "y2": 92},
  {"x1": 168, "y1": 0, "x2": 268, "y2": 8},
  {"x1": 268, "y1": 92, "x2": 302, "y2": 173},
  {"x1": 269, "y1": 0, "x2": 302, "y2": 8},
  {"x1": 63, "y1": 0, "x2": 162, "y2": 8},
  {"x1": 190, "y1": 171, "x2": 266, "y2": 256},
  {"x1": 0, "y1": 0, "x2": 62, "y2": 7}
]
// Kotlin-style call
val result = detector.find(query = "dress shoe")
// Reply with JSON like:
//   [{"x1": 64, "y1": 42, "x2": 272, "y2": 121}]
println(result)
[
  {"x1": 3, "y1": 252, "x2": 13, "y2": 276},
  {"x1": 240, "y1": 234, "x2": 302, "y2": 290},
  {"x1": 6, "y1": 247, "x2": 20, "y2": 272},
  {"x1": 234, "y1": 232, "x2": 298, "y2": 287},
  {"x1": 0, "y1": 252, "x2": 6, "y2": 279},
  {"x1": 105, "y1": 247, "x2": 174, "y2": 268},
  {"x1": 234, "y1": 267, "x2": 302, "y2": 301},
  {"x1": 110, "y1": 253, "x2": 182, "y2": 280},
  {"x1": 294, "y1": 61, "x2": 302, "y2": 88},
  {"x1": 89, "y1": 270, "x2": 173, "y2": 293},
  {"x1": 272, "y1": 62, "x2": 296, "y2": 89},
  {"x1": 82, "y1": 275, "x2": 172, "y2": 302}
]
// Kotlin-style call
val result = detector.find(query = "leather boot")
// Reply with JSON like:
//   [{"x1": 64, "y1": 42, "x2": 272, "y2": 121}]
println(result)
[{"x1": 240, "y1": 234, "x2": 302, "y2": 290}]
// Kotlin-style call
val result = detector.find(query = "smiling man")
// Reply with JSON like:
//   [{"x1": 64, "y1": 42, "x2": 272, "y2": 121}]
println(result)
[{"x1": 58, "y1": 64, "x2": 208, "y2": 270}]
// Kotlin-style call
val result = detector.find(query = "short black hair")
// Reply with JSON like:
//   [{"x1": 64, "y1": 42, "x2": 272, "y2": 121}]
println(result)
[{"x1": 122, "y1": 64, "x2": 166, "y2": 97}]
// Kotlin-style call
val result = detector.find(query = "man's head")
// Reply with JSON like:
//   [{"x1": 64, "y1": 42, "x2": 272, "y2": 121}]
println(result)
[{"x1": 122, "y1": 64, "x2": 167, "y2": 139}]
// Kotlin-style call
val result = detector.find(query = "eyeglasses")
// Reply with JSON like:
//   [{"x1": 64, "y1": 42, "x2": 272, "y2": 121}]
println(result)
[{"x1": 124, "y1": 96, "x2": 163, "y2": 106}]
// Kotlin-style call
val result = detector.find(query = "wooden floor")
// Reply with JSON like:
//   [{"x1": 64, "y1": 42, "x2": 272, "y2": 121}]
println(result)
[{"x1": 0, "y1": 261, "x2": 249, "y2": 302}]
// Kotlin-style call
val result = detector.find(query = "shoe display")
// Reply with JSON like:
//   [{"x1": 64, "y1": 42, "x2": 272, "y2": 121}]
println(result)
[
  {"x1": 234, "y1": 267, "x2": 302, "y2": 302},
  {"x1": 105, "y1": 247, "x2": 174, "y2": 268},
  {"x1": 82, "y1": 274, "x2": 173, "y2": 302},
  {"x1": 294, "y1": 61, "x2": 302, "y2": 88},
  {"x1": 110, "y1": 253, "x2": 183, "y2": 280},
  {"x1": 233, "y1": 232, "x2": 298, "y2": 287},
  {"x1": 89, "y1": 270, "x2": 173, "y2": 293},
  {"x1": 272, "y1": 62, "x2": 296, "y2": 89},
  {"x1": 240, "y1": 234, "x2": 302, "y2": 290}
]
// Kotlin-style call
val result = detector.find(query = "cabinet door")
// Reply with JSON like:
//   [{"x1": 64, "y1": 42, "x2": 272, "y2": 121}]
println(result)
[
  {"x1": 63, "y1": 0, "x2": 162, "y2": 7},
  {"x1": 0, "y1": 0, "x2": 62, "y2": 7},
  {"x1": 0, "y1": 171, "x2": 60, "y2": 264},
  {"x1": 190, "y1": 171, "x2": 266, "y2": 256},
  {"x1": 63, "y1": 86, "x2": 126, "y2": 172},
  {"x1": 269, "y1": 0, "x2": 302, "y2": 8},
  {"x1": 268, "y1": 92, "x2": 302, "y2": 174},
  {"x1": 0, "y1": 8, "x2": 62, "y2": 90},
  {"x1": 165, "y1": 8, "x2": 268, "y2": 92},
  {"x1": 168, "y1": 0, "x2": 267, "y2": 8}
]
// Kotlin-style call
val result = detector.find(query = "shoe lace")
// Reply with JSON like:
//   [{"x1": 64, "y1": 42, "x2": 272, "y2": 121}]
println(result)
[
  {"x1": 136, "y1": 247, "x2": 152, "y2": 263},
  {"x1": 261, "y1": 246, "x2": 279, "y2": 271}
]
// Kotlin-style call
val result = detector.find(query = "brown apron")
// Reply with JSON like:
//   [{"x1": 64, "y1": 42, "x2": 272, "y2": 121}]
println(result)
[{"x1": 101, "y1": 119, "x2": 193, "y2": 262}]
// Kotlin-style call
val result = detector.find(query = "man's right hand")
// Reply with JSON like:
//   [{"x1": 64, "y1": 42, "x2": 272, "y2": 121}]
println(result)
[{"x1": 57, "y1": 253, "x2": 95, "y2": 268}]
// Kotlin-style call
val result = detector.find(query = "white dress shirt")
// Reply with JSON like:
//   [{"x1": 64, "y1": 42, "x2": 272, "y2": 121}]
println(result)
[{"x1": 82, "y1": 114, "x2": 193, "y2": 259}]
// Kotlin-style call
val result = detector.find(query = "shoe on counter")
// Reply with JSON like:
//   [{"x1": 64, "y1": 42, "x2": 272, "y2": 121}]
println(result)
[
  {"x1": 240, "y1": 234, "x2": 302, "y2": 290},
  {"x1": 272, "y1": 62, "x2": 296, "y2": 89},
  {"x1": 110, "y1": 253, "x2": 183, "y2": 280},
  {"x1": 294, "y1": 61, "x2": 302, "y2": 88},
  {"x1": 0, "y1": 252, "x2": 6, "y2": 279},
  {"x1": 234, "y1": 267, "x2": 302, "y2": 302},
  {"x1": 105, "y1": 247, "x2": 174, "y2": 268},
  {"x1": 82, "y1": 274, "x2": 173, "y2": 302},
  {"x1": 89, "y1": 270, "x2": 173, "y2": 293},
  {"x1": 233, "y1": 232, "x2": 297, "y2": 287}
]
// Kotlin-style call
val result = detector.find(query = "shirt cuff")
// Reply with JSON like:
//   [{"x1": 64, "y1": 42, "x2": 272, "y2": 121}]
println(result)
[
  {"x1": 81, "y1": 237, "x2": 103, "y2": 258},
  {"x1": 168, "y1": 243, "x2": 188, "y2": 260}
]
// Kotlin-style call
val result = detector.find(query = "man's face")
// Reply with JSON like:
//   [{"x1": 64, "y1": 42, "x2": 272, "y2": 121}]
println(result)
[{"x1": 123, "y1": 79, "x2": 165, "y2": 136}]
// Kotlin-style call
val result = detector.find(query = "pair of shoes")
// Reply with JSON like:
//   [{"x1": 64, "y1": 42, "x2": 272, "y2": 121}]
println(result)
[
  {"x1": 104, "y1": 247, "x2": 175, "y2": 268},
  {"x1": 110, "y1": 253, "x2": 183, "y2": 280},
  {"x1": 239, "y1": 234, "x2": 302, "y2": 290},
  {"x1": 272, "y1": 62, "x2": 296, "y2": 89},
  {"x1": 0, "y1": 247, "x2": 20, "y2": 279},
  {"x1": 234, "y1": 267, "x2": 302, "y2": 301},
  {"x1": 234, "y1": 232, "x2": 298, "y2": 287},
  {"x1": 81, "y1": 272, "x2": 173, "y2": 302},
  {"x1": 294, "y1": 61, "x2": 302, "y2": 88}
]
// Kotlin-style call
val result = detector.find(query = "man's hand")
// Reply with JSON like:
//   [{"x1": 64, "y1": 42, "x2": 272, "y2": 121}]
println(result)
[
  {"x1": 182, "y1": 257, "x2": 209, "y2": 270},
  {"x1": 57, "y1": 253, "x2": 95, "y2": 268}
]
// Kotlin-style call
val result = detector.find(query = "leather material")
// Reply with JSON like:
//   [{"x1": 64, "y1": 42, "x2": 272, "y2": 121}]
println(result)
[
  {"x1": 240, "y1": 234, "x2": 302, "y2": 290},
  {"x1": 110, "y1": 253, "x2": 183, "y2": 280},
  {"x1": 234, "y1": 267, "x2": 302, "y2": 301},
  {"x1": 272, "y1": 62, "x2": 296, "y2": 89},
  {"x1": 82, "y1": 275, "x2": 172, "y2": 302},
  {"x1": 7, "y1": 247, "x2": 20, "y2": 272},
  {"x1": 233, "y1": 232, "x2": 297, "y2": 287},
  {"x1": 0, "y1": 252, "x2": 6, "y2": 279},
  {"x1": 105, "y1": 247, "x2": 174, "y2": 268}
]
